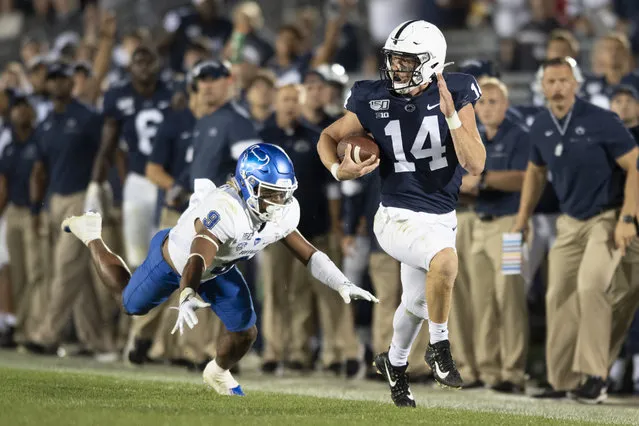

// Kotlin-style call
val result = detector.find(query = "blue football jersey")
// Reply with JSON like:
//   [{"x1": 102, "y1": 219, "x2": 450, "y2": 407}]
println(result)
[
  {"x1": 345, "y1": 73, "x2": 481, "y2": 214},
  {"x1": 102, "y1": 80, "x2": 174, "y2": 175}
]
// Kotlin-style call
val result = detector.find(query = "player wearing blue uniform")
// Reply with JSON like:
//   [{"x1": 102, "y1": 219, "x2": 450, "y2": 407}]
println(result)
[
  {"x1": 61, "y1": 143, "x2": 377, "y2": 396},
  {"x1": 318, "y1": 20, "x2": 486, "y2": 407},
  {"x1": 86, "y1": 45, "x2": 174, "y2": 270},
  {"x1": 513, "y1": 57, "x2": 639, "y2": 403}
]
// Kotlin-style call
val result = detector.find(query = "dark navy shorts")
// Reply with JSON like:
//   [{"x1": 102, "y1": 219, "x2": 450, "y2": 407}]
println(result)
[{"x1": 122, "y1": 229, "x2": 256, "y2": 332}]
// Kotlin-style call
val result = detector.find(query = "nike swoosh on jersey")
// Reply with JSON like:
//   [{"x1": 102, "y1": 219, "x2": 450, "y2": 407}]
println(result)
[
  {"x1": 384, "y1": 361, "x2": 397, "y2": 387},
  {"x1": 435, "y1": 361, "x2": 449, "y2": 379},
  {"x1": 427, "y1": 103, "x2": 440, "y2": 110}
]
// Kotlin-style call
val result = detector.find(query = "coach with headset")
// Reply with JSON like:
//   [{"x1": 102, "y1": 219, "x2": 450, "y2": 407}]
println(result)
[{"x1": 513, "y1": 57, "x2": 639, "y2": 404}]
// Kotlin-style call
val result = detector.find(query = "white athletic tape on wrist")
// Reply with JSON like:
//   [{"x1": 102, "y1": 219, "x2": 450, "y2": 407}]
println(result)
[
  {"x1": 193, "y1": 234, "x2": 219, "y2": 251},
  {"x1": 330, "y1": 163, "x2": 340, "y2": 181},
  {"x1": 307, "y1": 250, "x2": 349, "y2": 291},
  {"x1": 445, "y1": 111, "x2": 462, "y2": 130},
  {"x1": 178, "y1": 287, "x2": 195, "y2": 304},
  {"x1": 187, "y1": 252, "x2": 207, "y2": 272}
]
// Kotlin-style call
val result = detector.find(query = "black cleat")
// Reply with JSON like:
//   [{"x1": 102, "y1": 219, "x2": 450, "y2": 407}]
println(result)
[
  {"x1": 373, "y1": 352, "x2": 416, "y2": 408},
  {"x1": 532, "y1": 388, "x2": 567, "y2": 399},
  {"x1": 491, "y1": 381, "x2": 524, "y2": 394},
  {"x1": 127, "y1": 338, "x2": 152, "y2": 365},
  {"x1": 425, "y1": 340, "x2": 463, "y2": 389},
  {"x1": 574, "y1": 376, "x2": 607, "y2": 404}
]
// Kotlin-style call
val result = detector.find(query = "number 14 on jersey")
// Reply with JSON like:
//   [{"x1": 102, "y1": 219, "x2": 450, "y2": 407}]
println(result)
[{"x1": 384, "y1": 116, "x2": 448, "y2": 173}]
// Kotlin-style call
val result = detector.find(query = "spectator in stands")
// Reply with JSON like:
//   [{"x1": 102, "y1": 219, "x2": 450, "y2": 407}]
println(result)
[
  {"x1": 511, "y1": 0, "x2": 562, "y2": 71},
  {"x1": 546, "y1": 29, "x2": 580, "y2": 61},
  {"x1": 225, "y1": 1, "x2": 273, "y2": 94},
  {"x1": 244, "y1": 71, "x2": 276, "y2": 132},
  {"x1": 267, "y1": 0, "x2": 354, "y2": 86},
  {"x1": 20, "y1": 37, "x2": 44, "y2": 67},
  {"x1": 582, "y1": 32, "x2": 633, "y2": 109},
  {"x1": 159, "y1": 0, "x2": 233, "y2": 73}
]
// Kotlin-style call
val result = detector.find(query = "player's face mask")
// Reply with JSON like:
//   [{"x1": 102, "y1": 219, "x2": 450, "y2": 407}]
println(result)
[
  {"x1": 381, "y1": 51, "x2": 424, "y2": 95},
  {"x1": 245, "y1": 177, "x2": 296, "y2": 222}
]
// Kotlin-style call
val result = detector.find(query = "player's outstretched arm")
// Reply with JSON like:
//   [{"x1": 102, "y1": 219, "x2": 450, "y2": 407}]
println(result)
[
  {"x1": 318, "y1": 111, "x2": 380, "y2": 181},
  {"x1": 281, "y1": 230, "x2": 379, "y2": 304},
  {"x1": 512, "y1": 162, "x2": 548, "y2": 238},
  {"x1": 170, "y1": 219, "x2": 220, "y2": 335},
  {"x1": 437, "y1": 73, "x2": 486, "y2": 175}
]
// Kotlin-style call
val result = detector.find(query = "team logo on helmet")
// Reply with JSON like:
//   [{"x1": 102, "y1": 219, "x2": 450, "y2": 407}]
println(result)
[{"x1": 244, "y1": 146, "x2": 271, "y2": 172}]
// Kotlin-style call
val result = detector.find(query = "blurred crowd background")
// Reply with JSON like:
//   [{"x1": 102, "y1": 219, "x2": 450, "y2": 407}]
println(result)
[{"x1": 0, "y1": 0, "x2": 638, "y2": 399}]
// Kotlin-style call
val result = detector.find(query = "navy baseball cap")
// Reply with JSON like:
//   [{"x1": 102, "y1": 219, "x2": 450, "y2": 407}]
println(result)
[
  {"x1": 611, "y1": 84, "x2": 639, "y2": 102},
  {"x1": 458, "y1": 59, "x2": 501, "y2": 79},
  {"x1": 47, "y1": 61, "x2": 74, "y2": 79},
  {"x1": 190, "y1": 59, "x2": 231, "y2": 81}
]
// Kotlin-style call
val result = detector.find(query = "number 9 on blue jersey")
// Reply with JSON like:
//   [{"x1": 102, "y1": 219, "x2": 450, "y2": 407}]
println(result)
[{"x1": 203, "y1": 210, "x2": 220, "y2": 229}]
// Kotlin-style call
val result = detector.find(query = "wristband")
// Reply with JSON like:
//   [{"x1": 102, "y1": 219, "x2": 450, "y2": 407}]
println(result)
[
  {"x1": 445, "y1": 111, "x2": 462, "y2": 130},
  {"x1": 330, "y1": 163, "x2": 341, "y2": 181}
]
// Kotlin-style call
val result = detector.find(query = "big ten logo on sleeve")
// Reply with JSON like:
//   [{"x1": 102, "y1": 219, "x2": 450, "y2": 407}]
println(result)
[
  {"x1": 502, "y1": 232, "x2": 523, "y2": 276},
  {"x1": 202, "y1": 210, "x2": 220, "y2": 229}
]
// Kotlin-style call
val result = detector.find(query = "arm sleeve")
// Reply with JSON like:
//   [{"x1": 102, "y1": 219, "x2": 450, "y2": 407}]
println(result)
[
  {"x1": 344, "y1": 82, "x2": 359, "y2": 114},
  {"x1": 102, "y1": 89, "x2": 120, "y2": 122},
  {"x1": 508, "y1": 130, "x2": 531, "y2": 170},
  {"x1": 228, "y1": 116, "x2": 261, "y2": 160},
  {"x1": 529, "y1": 142, "x2": 545, "y2": 166},
  {"x1": 149, "y1": 116, "x2": 175, "y2": 168},
  {"x1": 452, "y1": 74, "x2": 482, "y2": 111},
  {"x1": 604, "y1": 113, "x2": 637, "y2": 160},
  {"x1": 88, "y1": 112, "x2": 104, "y2": 152}
]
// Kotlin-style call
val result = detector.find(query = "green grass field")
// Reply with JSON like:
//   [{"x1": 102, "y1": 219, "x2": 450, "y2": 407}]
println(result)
[{"x1": 1, "y1": 350, "x2": 638, "y2": 425}]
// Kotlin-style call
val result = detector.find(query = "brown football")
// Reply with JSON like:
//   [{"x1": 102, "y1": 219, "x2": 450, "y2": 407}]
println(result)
[{"x1": 337, "y1": 134, "x2": 380, "y2": 164}]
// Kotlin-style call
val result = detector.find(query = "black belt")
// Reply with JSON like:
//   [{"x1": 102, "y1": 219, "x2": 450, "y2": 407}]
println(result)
[{"x1": 478, "y1": 213, "x2": 497, "y2": 222}]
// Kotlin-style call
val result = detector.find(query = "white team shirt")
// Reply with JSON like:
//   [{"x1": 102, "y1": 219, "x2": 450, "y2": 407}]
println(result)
[{"x1": 167, "y1": 179, "x2": 300, "y2": 280}]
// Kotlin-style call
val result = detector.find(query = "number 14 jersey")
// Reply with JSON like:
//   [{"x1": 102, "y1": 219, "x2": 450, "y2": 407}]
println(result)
[{"x1": 345, "y1": 73, "x2": 480, "y2": 214}]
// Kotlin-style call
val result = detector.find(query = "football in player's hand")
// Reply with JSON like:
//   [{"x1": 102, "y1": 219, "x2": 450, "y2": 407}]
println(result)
[{"x1": 337, "y1": 134, "x2": 380, "y2": 164}]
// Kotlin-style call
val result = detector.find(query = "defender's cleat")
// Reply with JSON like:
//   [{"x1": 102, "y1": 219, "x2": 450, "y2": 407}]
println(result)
[
  {"x1": 203, "y1": 361, "x2": 245, "y2": 396},
  {"x1": 62, "y1": 212, "x2": 102, "y2": 245},
  {"x1": 373, "y1": 352, "x2": 416, "y2": 408},
  {"x1": 425, "y1": 340, "x2": 463, "y2": 389}
]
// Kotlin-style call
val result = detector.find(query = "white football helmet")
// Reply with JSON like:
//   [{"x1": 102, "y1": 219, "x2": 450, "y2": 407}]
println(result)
[{"x1": 381, "y1": 20, "x2": 447, "y2": 94}]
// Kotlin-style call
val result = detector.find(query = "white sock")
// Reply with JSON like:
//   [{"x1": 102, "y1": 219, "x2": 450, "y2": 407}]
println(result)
[
  {"x1": 210, "y1": 358, "x2": 228, "y2": 375},
  {"x1": 428, "y1": 320, "x2": 449, "y2": 344},
  {"x1": 388, "y1": 304, "x2": 424, "y2": 367},
  {"x1": 4, "y1": 313, "x2": 16, "y2": 327},
  {"x1": 633, "y1": 354, "x2": 639, "y2": 384},
  {"x1": 609, "y1": 359, "x2": 627, "y2": 391}
]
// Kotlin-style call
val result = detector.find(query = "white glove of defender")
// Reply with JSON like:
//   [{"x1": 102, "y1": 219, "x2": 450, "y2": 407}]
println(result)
[
  {"x1": 170, "y1": 288, "x2": 211, "y2": 335},
  {"x1": 338, "y1": 283, "x2": 379, "y2": 304}
]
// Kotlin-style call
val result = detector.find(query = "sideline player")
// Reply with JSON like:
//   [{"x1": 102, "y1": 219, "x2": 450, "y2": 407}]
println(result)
[
  {"x1": 86, "y1": 45, "x2": 174, "y2": 270},
  {"x1": 317, "y1": 20, "x2": 485, "y2": 407},
  {"x1": 62, "y1": 143, "x2": 377, "y2": 396}
]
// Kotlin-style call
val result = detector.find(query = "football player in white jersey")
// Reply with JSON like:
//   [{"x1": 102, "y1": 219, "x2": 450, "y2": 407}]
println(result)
[{"x1": 62, "y1": 143, "x2": 377, "y2": 395}]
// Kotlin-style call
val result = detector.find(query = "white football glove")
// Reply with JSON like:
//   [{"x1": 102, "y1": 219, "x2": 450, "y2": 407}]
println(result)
[
  {"x1": 170, "y1": 287, "x2": 211, "y2": 335},
  {"x1": 337, "y1": 283, "x2": 379, "y2": 304}
]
